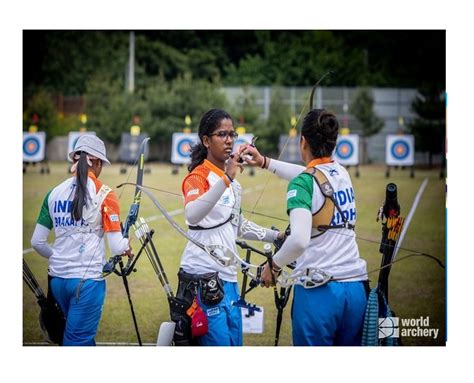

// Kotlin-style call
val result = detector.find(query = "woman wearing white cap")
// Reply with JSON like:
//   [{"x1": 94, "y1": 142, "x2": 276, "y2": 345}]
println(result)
[{"x1": 30, "y1": 134, "x2": 132, "y2": 346}]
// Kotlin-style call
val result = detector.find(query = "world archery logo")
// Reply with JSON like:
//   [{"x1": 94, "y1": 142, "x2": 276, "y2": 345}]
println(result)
[{"x1": 378, "y1": 316, "x2": 399, "y2": 339}]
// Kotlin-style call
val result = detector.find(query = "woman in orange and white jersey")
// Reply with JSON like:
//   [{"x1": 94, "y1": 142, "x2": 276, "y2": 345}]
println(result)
[
  {"x1": 30, "y1": 135, "x2": 132, "y2": 346},
  {"x1": 176, "y1": 108, "x2": 283, "y2": 346}
]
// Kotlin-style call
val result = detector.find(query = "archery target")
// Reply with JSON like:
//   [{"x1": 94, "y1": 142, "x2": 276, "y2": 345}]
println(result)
[
  {"x1": 233, "y1": 134, "x2": 254, "y2": 151},
  {"x1": 171, "y1": 133, "x2": 199, "y2": 164},
  {"x1": 23, "y1": 132, "x2": 46, "y2": 162},
  {"x1": 67, "y1": 131, "x2": 97, "y2": 162},
  {"x1": 334, "y1": 135, "x2": 359, "y2": 165},
  {"x1": 119, "y1": 133, "x2": 149, "y2": 163},
  {"x1": 386, "y1": 135, "x2": 414, "y2": 166}
]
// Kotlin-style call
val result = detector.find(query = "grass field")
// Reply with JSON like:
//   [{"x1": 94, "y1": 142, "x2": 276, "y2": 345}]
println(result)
[{"x1": 23, "y1": 162, "x2": 446, "y2": 346}]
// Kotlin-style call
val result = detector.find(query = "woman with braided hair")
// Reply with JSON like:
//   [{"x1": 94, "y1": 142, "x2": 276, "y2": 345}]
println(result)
[
  {"x1": 30, "y1": 135, "x2": 132, "y2": 345},
  {"x1": 241, "y1": 109, "x2": 368, "y2": 346},
  {"x1": 176, "y1": 108, "x2": 284, "y2": 346}
]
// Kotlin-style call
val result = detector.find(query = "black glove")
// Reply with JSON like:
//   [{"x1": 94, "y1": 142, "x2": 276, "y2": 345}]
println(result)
[{"x1": 272, "y1": 225, "x2": 291, "y2": 253}]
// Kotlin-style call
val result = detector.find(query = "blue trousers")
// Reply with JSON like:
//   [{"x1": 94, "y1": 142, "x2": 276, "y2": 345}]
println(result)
[
  {"x1": 292, "y1": 281, "x2": 367, "y2": 346},
  {"x1": 50, "y1": 277, "x2": 106, "y2": 346},
  {"x1": 197, "y1": 281, "x2": 242, "y2": 346}
]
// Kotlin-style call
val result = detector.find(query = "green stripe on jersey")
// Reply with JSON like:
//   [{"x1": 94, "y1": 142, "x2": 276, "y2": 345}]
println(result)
[
  {"x1": 37, "y1": 189, "x2": 53, "y2": 229},
  {"x1": 286, "y1": 173, "x2": 314, "y2": 213}
]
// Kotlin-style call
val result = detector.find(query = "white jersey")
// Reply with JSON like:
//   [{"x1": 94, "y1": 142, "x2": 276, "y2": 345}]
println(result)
[
  {"x1": 286, "y1": 160, "x2": 367, "y2": 281},
  {"x1": 36, "y1": 172, "x2": 122, "y2": 280},
  {"x1": 180, "y1": 160, "x2": 241, "y2": 282}
]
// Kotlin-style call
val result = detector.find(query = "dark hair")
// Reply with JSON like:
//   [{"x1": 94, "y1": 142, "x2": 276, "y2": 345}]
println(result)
[
  {"x1": 71, "y1": 152, "x2": 90, "y2": 221},
  {"x1": 301, "y1": 109, "x2": 339, "y2": 158},
  {"x1": 188, "y1": 108, "x2": 233, "y2": 172}
]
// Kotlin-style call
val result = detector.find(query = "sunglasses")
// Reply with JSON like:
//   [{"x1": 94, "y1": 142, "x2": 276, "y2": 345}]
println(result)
[{"x1": 208, "y1": 131, "x2": 239, "y2": 140}]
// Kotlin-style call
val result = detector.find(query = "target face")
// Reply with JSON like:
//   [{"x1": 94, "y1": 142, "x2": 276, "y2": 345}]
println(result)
[
  {"x1": 24, "y1": 137, "x2": 40, "y2": 156},
  {"x1": 67, "y1": 131, "x2": 97, "y2": 162},
  {"x1": 171, "y1": 133, "x2": 199, "y2": 164},
  {"x1": 23, "y1": 132, "x2": 45, "y2": 162},
  {"x1": 391, "y1": 140, "x2": 410, "y2": 160},
  {"x1": 336, "y1": 140, "x2": 353, "y2": 159},
  {"x1": 177, "y1": 138, "x2": 195, "y2": 157},
  {"x1": 334, "y1": 135, "x2": 359, "y2": 165},
  {"x1": 386, "y1": 135, "x2": 414, "y2": 166}
]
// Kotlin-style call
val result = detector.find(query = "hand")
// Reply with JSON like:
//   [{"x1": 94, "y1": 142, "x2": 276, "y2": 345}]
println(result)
[
  {"x1": 273, "y1": 227, "x2": 289, "y2": 253},
  {"x1": 226, "y1": 151, "x2": 244, "y2": 179},
  {"x1": 261, "y1": 261, "x2": 281, "y2": 288},
  {"x1": 239, "y1": 145, "x2": 265, "y2": 168},
  {"x1": 123, "y1": 243, "x2": 134, "y2": 258}
]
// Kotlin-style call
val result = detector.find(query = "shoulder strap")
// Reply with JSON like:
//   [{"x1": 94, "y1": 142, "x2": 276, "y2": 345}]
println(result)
[
  {"x1": 96, "y1": 184, "x2": 112, "y2": 207},
  {"x1": 304, "y1": 167, "x2": 355, "y2": 238},
  {"x1": 188, "y1": 214, "x2": 234, "y2": 231},
  {"x1": 304, "y1": 167, "x2": 334, "y2": 198}
]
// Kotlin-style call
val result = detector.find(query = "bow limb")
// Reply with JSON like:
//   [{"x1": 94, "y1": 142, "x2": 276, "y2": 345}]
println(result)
[
  {"x1": 102, "y1": 137, "x2": 149, "y2": 277},
  {"x1": 103, "y1": 138, "x2": 150, "y2": 347},
  {"x1": 121, "y1": 137, "x2": 150, "y2": 238},
  {"x1": 117, "y1": 182, "x2": 246, "y2": 269}
]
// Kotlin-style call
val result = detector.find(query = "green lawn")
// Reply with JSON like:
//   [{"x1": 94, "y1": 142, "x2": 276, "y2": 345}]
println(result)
[{"x1": 23, "y1": 162, "x2": 446, "y2": 346}]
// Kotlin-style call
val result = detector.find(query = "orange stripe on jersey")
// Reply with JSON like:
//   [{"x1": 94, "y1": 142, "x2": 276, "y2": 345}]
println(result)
[
  {"x1": 88, "y1": 171, "x2": 122, "y2": 233},
  {"x1": 182, "y1": 164, "x2": 210, "y2": 205},
  {"x1": 88, "y1": 171, "x2": 102, "y2": 192},
  {"x1": 102, "y1": 191, "x2": 122, "y2": 232}
]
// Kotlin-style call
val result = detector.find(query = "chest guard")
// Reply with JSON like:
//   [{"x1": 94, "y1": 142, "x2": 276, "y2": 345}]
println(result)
[
  {"x1": 303, "y1": 167, "x2": 355, "y2": 238},
  {"x1": 82, "y1": 184, "x2": 112, "y2": 232},
  {"x1": 188, "y1": 181, "x2": 241, "y2": 231}
]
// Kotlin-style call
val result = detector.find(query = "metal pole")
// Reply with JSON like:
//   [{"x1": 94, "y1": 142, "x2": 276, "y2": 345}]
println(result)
[{"x1": 128, "y1": 31, "x2": 135, "y2": 94}]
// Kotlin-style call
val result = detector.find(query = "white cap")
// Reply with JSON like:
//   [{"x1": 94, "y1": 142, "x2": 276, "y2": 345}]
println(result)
[{"x1": 68, "y1": 134, "x2": 111, "y2": 166}]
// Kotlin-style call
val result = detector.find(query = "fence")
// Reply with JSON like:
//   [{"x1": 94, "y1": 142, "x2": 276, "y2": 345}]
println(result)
[
  {"x1": 223, "y1": 86, "x2": 424, "y2": 163},
  {"x1": 46, "y1": 87, "x2": 442, "y2": 165}
]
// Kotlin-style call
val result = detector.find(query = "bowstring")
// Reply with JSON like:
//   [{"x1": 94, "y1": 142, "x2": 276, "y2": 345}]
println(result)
[
  {"x1": 246, "y1": 88, "x2": 312, "y2": 222},
  {"x1": 129, "y1": 183, "x2": 443, "y2": 265},
  {"x1": 247, "y1": 73, "x2": 333, "y2": 222},
  {"x1": 118, "y1": 149, "x2": 143, "y2": 201}
]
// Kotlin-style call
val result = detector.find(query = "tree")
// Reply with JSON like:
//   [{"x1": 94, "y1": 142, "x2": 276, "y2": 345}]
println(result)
[
  {"x1": 229, "y1": 87, "x2": 261, "y2": 126},
  {"x1": 23, "y1": 89, "x2": 58, "y2": 140},
  {"x1": 350, "y1": 87, "x2": 384, "y2": 163},
  {"x1": 24, "y1": 31, "x2": 447, "y2": 93},
  {"x1": 258, "y1": 87, "x2": 292, "y2": 155},
  {"x1": 84, "y1": 71, "x2": 228, "y2": 158},
  {"x1": 408, "y1": 86, "x2": 446, "y2": 168}
]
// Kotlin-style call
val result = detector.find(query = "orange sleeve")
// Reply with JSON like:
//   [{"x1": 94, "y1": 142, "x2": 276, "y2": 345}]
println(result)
[
  {"x1": 101, "y1": 191, "x2": 122, "y2": 232},
  {"x1": 182, "y1": 173, "x2": 209, "y2": 205}
]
